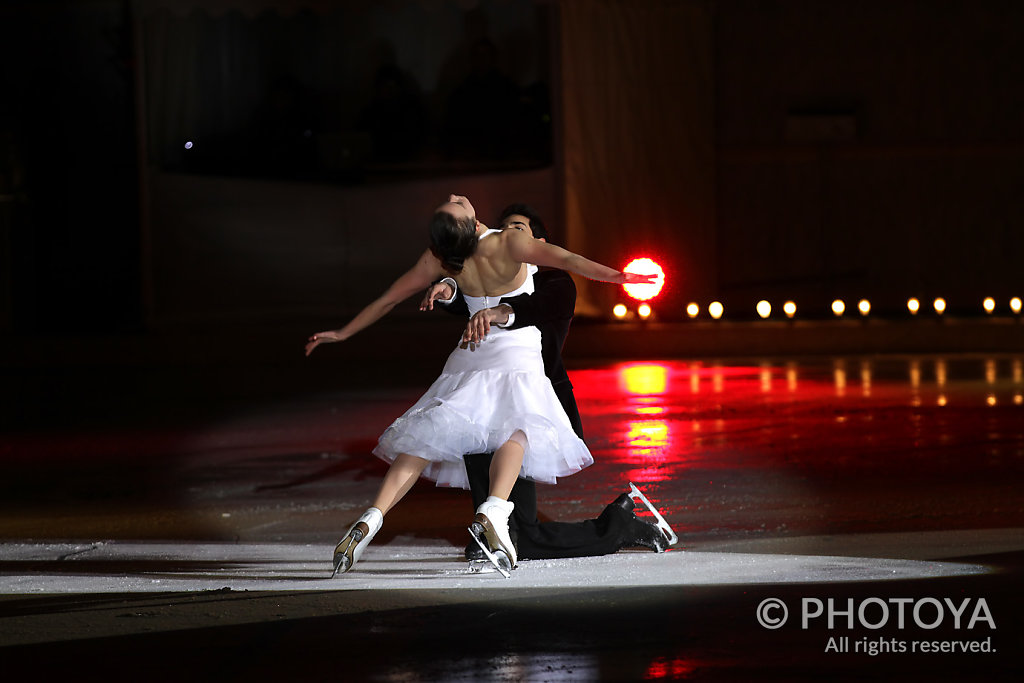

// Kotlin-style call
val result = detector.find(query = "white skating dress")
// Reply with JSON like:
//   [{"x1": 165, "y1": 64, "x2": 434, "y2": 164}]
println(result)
[{"x1": 372, "y1": 236, "x2": 594, "y2": 490}]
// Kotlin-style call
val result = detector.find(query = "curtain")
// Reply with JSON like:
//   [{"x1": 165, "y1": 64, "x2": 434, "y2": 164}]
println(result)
[{"x1": 559, "y1": 0, "x2": 715, "y2": 317}]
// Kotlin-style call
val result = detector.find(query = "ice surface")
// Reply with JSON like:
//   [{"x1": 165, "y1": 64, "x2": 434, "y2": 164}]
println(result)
[{"x1": 0, "y1": 537, "x2": 990, "y2": 596}]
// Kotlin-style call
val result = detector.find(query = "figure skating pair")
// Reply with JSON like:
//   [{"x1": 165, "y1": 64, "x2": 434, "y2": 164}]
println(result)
[{"x1": 306, "y1": 195, "x2": 659, "y2": 576}]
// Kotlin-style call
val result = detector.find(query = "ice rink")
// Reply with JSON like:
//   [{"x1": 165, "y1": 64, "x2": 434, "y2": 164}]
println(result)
[{"x1": 2, "y1": 349, "x2": 1023, "y2": 680}]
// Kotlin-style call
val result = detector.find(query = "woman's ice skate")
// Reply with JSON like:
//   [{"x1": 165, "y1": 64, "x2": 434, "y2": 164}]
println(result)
[
  {"x1": 468, "y1": 496, "x2": 516, "y2": 578},
  {"x1": 331, "y1": 507, "x2": 383, "y2": 577}
]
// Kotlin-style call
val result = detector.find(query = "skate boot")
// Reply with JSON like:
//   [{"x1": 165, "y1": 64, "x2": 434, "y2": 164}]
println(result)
[
  {"x1": 468, "y1": 496, "x2": 517, "y2": 578},
  {"x1": 331, "y1": 507, "x2": 383, "y2": 577},
  {"x1": 464, "y1": 540, "x2": 494, "y2": 573},
  {"x1": 465, "y1": 539, "x2": 486, "y2": 562},
  {"x1": 628, "y1": 482, "x2": 678, "y2": 547},
  {"x1": 608, "y1": 492, "x2": 635, "y2": 514},
  {"x1": 604, "y1": 493, "x2": 669, "y2": 553},
  {"x1": 624, "y1": 517, "x2": 670, "y2": 553}
]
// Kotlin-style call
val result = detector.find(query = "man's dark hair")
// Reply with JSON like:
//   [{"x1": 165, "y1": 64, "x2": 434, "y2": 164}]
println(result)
[
  {"x1": 498, "y1": 203, "x2": 549, "y2": 242},
  {"x1": 429, "y1": 210, "x2": 477, "y2": 274}
]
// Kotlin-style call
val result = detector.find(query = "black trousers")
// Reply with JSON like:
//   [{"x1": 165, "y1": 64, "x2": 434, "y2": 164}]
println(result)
[{"x1": 464, "y1": 452, "x2": 633, "y2": 560}]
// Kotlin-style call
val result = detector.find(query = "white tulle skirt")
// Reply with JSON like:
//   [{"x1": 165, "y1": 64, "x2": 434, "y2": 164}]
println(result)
[{"x1": 372, "y1": 326, "x2": 593, "y2": 489}]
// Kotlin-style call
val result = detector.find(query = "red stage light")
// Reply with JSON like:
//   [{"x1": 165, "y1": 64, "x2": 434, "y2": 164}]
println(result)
[{"x1": 622, "y1": 257, "x2": 666, "y2": 301}]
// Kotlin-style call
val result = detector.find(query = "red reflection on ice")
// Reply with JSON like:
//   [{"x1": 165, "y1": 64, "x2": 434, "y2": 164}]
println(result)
[
  {"x1": 645, "y1": 655, "x2": 697, "y2": 679},
  {"x1": 567, "y1": 356, "x2": 1024, "y2": 517},
  {"x1": 626, "y1": 419, "x2": 669, "y2": 452},
  {"x1": 620, "y1": 363, "x2": 668, "y2": 396},
  {"x1": 624, "y1": 464, "x2": 671, "y2": 484},
  {"x1": 623, "y1": 418, "x2": 671, "y2": 483},
  {"x1": 617, "y1": 364, "x2": 675, "y2": 483},
  {"x1": 635, "y1": 405, "x2": 666, "y2": 416}
]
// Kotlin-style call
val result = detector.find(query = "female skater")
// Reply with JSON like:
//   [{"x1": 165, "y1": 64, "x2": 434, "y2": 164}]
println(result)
[{"x1": 306, "y1": 194, "x2": 652, "y2": 576}]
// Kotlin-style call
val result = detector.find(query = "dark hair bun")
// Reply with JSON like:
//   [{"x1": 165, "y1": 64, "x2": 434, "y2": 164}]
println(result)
[{"x1": 429, "y1": 211, "x2": 478, "y2": 274}]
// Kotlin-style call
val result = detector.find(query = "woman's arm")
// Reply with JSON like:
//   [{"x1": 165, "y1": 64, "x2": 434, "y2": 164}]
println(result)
[
  {"x1": 306, "y1": 249, "x2": 444, "y2": 355},
  {"x1": 505, "y1": 230, "x2": 654, "y2": 285}
]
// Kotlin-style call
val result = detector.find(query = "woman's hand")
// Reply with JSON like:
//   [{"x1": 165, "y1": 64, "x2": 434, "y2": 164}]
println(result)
[
  {"x1": 620, "y1": 271, "x2": 657, "y2": 285},
  {"x1": 420, "y1": 281, "x2": 455, "y2": 311},
  {"x1": 305, "y1": 330, "x2": 346, "y2": 356}
]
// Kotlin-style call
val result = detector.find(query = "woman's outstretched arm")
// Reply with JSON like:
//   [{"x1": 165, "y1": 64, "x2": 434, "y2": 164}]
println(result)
[
  {"x1": 505, "y1": 229, "x2": 654, "y2": 285},
  {"x1": 306, "y1": 249, "x2": 444, "y2": 356}
]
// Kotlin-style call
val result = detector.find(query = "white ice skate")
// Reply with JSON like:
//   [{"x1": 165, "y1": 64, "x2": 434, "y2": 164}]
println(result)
[
  {"x1": 331, "y1": 507, "x2": 383, "y2": 577},
  {"x1": 468, "y1": 496, "x2": 516, "y2": 579},
  {"x1": 628, "y1": 482, "x2": 678, "y2": 547}
]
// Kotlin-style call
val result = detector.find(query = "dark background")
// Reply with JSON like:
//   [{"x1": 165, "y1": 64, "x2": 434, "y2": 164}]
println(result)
[{"x1": 1, "y1": 0, "x2": 1022, "y2": 334}]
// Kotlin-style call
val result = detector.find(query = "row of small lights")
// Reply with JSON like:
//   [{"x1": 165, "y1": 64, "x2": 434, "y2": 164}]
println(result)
[{"x1": 613, "y1": 297, "x2": 1024, "y2": 320}]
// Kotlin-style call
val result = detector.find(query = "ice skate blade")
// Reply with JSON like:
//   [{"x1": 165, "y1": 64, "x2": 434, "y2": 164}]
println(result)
[
  {"x1": 331, "y1": 527, "x2": 364, "y2": 578},
  {"x1": 468, "y1": 524, "x2": 512, "y2": 579},
  {"x1": 472, "y1": 513, "x2": 518, "y2": 567},
  {"x1": 492, "y1": 550, "x2": 513, "y2": 576},
  {"x1": 330, "y1": 553, "x2": 351, "y2": 578},
  {"x1": 628, "y1": 482, "x2": 679, "y2": 546}
]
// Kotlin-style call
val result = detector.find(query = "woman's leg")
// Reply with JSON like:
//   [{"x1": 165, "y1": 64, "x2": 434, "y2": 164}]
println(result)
[
  {"x1": 333, "y1": 452, "x2": 428, "y2": 576},
  {"x1": 372, "y1": 453, "x2": 430, "y2": 514},
  {"x1": 472, "y1": 431, "x2": 527, "y2": 573},
  {"x1": 487, "y1": 431, "x2": 526, "y2": 500}
]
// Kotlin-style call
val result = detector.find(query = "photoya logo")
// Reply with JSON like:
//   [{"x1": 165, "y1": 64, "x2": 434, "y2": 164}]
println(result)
[{"x1": 756, "y1": 597, "x2": 996, "y2": 630}]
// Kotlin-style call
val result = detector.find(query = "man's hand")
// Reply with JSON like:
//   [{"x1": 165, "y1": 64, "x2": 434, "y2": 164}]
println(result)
[
  {"x1": 420, "y1": 281, "x2": 455, "y2": 311},
  {"x1": 461, "y1": 305, "x2": 512, "y2": 348},
  {"x1": 305, "y1": 330, "x2": 346, "y2": 356}
]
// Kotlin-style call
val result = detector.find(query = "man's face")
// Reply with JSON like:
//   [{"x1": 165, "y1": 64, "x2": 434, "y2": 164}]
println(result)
[
  {"x1": 438, "y1": 194, "x2": 476, "y2": 223},
  {"x1": 499, "y1": 213, "x2": 544, "y2": 242}
]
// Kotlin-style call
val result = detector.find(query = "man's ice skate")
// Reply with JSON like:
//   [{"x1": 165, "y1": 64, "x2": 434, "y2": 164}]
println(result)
[
  {"x1": 467, "y1": 527, "x2": 512, "y2": 578},
  {"x1": 605, "y1": 492, "x2": 669, "y2": 552},
  {"x1": 468, "y1": 558, "x2": 498, "y2": 574},
  {"x1": 331, "y1": 507, "x2": 383, "y2": 577},
  {"x1": 626, "y1": 516, "x2": 670, "y2": 552},
  {"x1": 628, "y1": 482, "x2": 678, "y2": 547},
  {"x1": 465, "y1": 539, "x2": 496, "y2": 573},
  {"x1": 468, "y1": 496, "x2": 517, "y2": 578}
]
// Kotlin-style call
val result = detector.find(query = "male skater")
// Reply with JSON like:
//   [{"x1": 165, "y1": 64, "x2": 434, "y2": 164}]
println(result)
[{"x1": 422, "y1": 203, "x2": 676, "y2": 562}]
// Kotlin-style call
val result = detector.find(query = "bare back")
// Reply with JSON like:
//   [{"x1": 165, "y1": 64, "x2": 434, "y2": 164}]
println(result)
[{"x1": 453, "y1": 229, "x2": 529, "y2": 297}]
